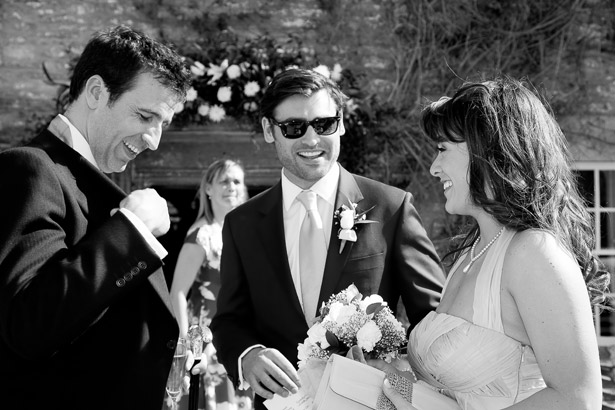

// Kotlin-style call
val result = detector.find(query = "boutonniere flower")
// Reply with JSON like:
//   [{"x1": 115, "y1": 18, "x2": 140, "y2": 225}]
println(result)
[{"x1": 333, "y1": 203, "x2": 377, "y2": 253}]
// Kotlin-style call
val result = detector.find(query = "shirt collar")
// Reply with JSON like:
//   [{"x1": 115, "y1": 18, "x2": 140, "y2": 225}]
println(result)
[
  {"x1": 47, "y1": 114, "x2": 99, "y2": 169},
  {"x1": 281, "y1": 162, "x2": 340, "y2": 211}
]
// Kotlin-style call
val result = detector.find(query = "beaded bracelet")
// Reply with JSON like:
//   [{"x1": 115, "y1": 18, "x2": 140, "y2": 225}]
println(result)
[{"x1": 376, "y1": 373, "x2": 414, "y2": 410}]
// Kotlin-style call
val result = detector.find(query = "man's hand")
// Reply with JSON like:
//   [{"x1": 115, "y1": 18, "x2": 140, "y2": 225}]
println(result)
[
  {"x1": 242, "y1": 347, "x2": 301, "y2": 400},
  {"x1": 120, "y1": 188, "x2": 170, "y2": 237}
]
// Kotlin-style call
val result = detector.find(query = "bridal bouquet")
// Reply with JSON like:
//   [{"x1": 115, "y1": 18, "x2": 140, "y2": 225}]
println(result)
[
  {"x1": 297, "y1": 284, "x2": 406, "y2": 370},
  {"x1": 276, "y1": 284, "x2": 461, "y2": 410}
]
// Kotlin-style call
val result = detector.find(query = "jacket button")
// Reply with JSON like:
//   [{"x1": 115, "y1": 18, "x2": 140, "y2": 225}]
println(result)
[
  {"x1": 123, "y1": 272, "x2": 133, "y2": 281},
  {"x1": 116, "y1": 278, "x2": 126, "y2": 287},
  {"x1": 131, "y1": 267, "x2": 140, "y2": 275},
  {"x1": 138, "y1": 261, "x2": 147, "y2": 270},
  {"x1": 167, "y1": 339, "x2": 177, "y2": 349}
]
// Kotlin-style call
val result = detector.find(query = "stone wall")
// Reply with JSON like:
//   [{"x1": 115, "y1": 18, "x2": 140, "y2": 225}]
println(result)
[
  {"x1": 0, "y1": 0, "x2": 389, "y2": 148},
  {"x1": 0, "y1": 0, "x2": 150, "y2": 147},
  {"x1": 2, "y1": 0, "x2": 614, "y2": 157}
]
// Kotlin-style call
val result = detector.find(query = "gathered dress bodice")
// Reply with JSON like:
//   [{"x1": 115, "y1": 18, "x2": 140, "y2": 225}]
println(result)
[{"x1": 408, "y1": 229, "x2": 546, "y2": 410}]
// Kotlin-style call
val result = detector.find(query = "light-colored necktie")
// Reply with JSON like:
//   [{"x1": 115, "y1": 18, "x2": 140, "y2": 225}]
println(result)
[{"x1": 296, "y1": 190, "x2": 327, "y2": 323}]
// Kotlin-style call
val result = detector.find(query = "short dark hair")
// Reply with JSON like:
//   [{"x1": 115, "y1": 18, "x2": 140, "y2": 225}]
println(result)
[
  {"x1": 68, "y1": 25, "x2": 191, "y2": 106},
  {"x1": 259, "y1": 68, "x2": 348, "y2": 120}
]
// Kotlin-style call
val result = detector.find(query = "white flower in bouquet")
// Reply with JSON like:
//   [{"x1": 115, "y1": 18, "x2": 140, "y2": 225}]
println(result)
[
  {"x1": 383, "y1": 311, "x2": 405, "y2": 334},
  {"x1": 359, "y1": 294, "x2": 385, "y2": 312},
  {"x1": 297, "y1": 284, "x2": 406, "y2": 370},
  {"x1": 313, "y1": 64, "x2": 331, "y2": 78},
  {"x1": 185, "y1": 87, "x2": 198, "y2": 102},
  {"x1": 226, "y1": 64, "x2": 241, "y2": 79},
  {"x1": 244, "y1": 81, "x2": 260, "y2": 97},
  {"x1": 208, "y1": 105, "x2": 226, "y2": 122},
  {"x1": 217, "y1": 86, "x2": 232, "y2": 103},
  {"x1": 356, "y1": 321, "x2": 381, "y2": 352},
  {"x1": 307, "y1": 322, "x2": 330, "y2": 349},
  {"x1": 327, "y1": 301, "x2": 356, "y2": 327},
  {"x1": 197, "y1": 104, "x2": 210, "y2": 117},
  {"x1": 190, "y1": 61, "x2": 206, "y2": 76}
]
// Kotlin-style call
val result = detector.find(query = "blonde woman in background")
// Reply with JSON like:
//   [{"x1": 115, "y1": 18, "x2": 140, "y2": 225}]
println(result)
[{"x1": 171, "y1": 159, "x2": 252, "y2": 410}]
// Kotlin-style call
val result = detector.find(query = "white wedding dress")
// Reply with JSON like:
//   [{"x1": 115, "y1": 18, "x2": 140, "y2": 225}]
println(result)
[{"x1": 407, "y1": 229, "x2": 546, "y2": 410}]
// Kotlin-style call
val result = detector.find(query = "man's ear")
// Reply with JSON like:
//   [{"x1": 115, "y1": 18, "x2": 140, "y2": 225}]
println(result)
[
  {"x1": 262, "y1": 117, "x2": 275, "y2": 143},
  {"x1": 84, "y1": 75, "x2": 108, "y2": 109}
]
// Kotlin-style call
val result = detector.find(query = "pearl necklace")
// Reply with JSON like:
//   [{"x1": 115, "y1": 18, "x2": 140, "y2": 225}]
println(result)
[{"x1": 462, "y1": 227, "x2": 506, "y2": 273}]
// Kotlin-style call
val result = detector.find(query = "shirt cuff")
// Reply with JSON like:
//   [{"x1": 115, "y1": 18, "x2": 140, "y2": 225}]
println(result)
[
  {"x1": 117, "y1": 208, "x2": 168, "y2": 259},
  {"x1": 237, "y1": 344, "x2": 265, "y2": 390}
]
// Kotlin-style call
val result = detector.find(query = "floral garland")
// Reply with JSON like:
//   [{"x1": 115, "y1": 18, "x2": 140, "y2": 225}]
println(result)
[{"x1": 171, "y1": 32, "x2": 360, "y2": 132}]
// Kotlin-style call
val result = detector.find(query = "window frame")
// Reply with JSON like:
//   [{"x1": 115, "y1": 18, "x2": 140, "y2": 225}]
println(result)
[{"x1": 574, "y1": 161, "x2": 615, "y2": 345}]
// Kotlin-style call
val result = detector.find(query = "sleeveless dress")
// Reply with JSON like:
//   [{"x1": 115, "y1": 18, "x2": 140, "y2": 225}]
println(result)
[
  {"x1": 179, "y1": 223, "x2": 253, "y2": 410},
  {"x1": 407, "y1": 229, "x2": 547, "y2": 410}
]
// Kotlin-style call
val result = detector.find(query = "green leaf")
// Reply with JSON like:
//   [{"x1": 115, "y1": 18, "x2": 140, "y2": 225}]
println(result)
[
  {"x1": 366, "y1": 303, "x2": 385, "y2": 315},
  {"x1": 325, "y1": 330, "x2": 339, "y2": 348}
]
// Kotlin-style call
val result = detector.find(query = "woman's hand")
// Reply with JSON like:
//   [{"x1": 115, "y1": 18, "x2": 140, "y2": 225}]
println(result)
[{"x1": 366, "y1": 358, "x2": 400, "y2": 375}]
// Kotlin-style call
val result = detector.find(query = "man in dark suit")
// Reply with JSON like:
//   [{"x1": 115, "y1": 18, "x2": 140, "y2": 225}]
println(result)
[
  {"x1": 0, "y1": 26, "x2": 195, "y2": 410},
  {"x1": 210, "y1": 68, "x2": 445, "y2": 409}
]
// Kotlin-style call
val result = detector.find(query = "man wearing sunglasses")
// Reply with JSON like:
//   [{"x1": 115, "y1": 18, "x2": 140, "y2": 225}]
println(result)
[{"x1": 211, "y1": 68, "x2": 445, "y2": 410}]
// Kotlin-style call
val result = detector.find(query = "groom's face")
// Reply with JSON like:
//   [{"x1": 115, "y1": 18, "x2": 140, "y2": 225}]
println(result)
[{"x1": 263, "y1": 89, "x2": 345, "y2": 189}]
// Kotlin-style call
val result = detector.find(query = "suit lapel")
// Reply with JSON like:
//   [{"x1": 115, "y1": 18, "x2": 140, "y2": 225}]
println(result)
[
  {"x1": 33, "y1": 131, "x2": 173, "y2": 314},
  {"x1": 319, "y1": 166, "x2": 364, "y2": 305},
  {"x1": 257, "y1": 183, "x2": 304, "y2": 314}
]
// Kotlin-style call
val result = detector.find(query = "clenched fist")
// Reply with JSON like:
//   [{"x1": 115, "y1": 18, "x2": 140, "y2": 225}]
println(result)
[{"x1": 120, "y1": 188, "x2": 170, "y2": 237}]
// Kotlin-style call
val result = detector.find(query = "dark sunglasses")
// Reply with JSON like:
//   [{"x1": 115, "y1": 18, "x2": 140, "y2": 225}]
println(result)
[{"x1": 269, "y1": 115, "x2": 341, "y2": 139}]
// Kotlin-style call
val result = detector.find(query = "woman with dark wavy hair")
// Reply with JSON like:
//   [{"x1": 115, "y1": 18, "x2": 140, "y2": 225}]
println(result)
[{"x1": 374, "y1": 77, "x2": 610, "y2": 410}]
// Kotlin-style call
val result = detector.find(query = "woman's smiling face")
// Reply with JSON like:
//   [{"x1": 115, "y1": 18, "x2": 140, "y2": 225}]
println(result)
[{"x1": 430, "y1": 141, "x2": 475, "y2": 216}]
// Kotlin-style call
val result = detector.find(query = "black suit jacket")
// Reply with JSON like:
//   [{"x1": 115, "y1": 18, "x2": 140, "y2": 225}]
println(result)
[
  {"x1": 0, "y1": 130, "x2": 179, "y2": 410},
  {"x1": 211, "y1": 165, "x2": 444, "y2": 408}
]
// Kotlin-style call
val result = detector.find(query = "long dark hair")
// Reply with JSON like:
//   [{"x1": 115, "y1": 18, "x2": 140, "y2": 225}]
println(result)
[{"x1": 421, "y1": 76, "x2": 610, "y2": 310}]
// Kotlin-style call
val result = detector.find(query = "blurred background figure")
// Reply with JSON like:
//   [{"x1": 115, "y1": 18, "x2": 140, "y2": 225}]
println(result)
[{"x1": 170, "y1": 158, "x2": 252, "y2": 410}]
